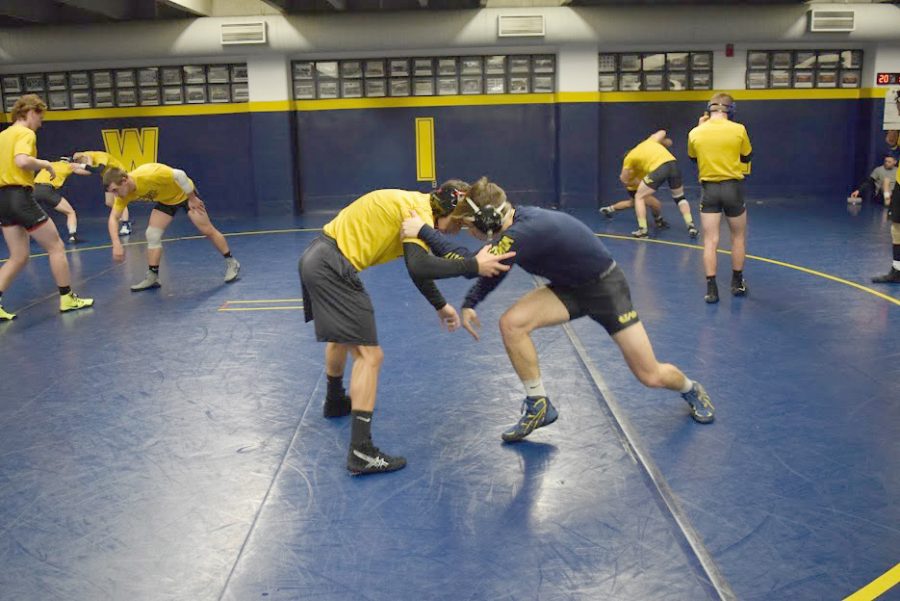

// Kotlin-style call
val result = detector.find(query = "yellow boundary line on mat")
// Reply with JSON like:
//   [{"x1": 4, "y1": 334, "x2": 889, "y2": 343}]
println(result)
[
  {"x1": 218, "y1": 297, "x2": 304, "y2": 312},
  {"x1": 843, "y1": 563, "x2": 900, "y2": 601},
  {"x1": 1, "y1": 226, "x2": 896, "y2": 306},
  {"x1": 595, "y1": 233, "x2": 900, "y2": 306}
]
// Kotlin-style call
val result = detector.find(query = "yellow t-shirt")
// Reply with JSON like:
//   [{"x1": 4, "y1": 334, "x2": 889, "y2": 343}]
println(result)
[
  {"x1": 0, "y1": 123, "x2": 38, "y2": 188},
  {"x1": 78, "y1": 150, "x2": 125, "y2": 175},
  {"x1": 688, "y1": 119, "x2": 753, "y2": 182},
  {"x1": 322, "y1": 189, "x2": 434, "y2": 272},
  {"x1": 623, "y1": 137, "x2": 676, "y2": 181},
  {"x1": 112, "y1": 163, "x2": 194, "y2": 212},
  {"x1": 34, "y1": 161, "x2": 76, "y2": 188}
]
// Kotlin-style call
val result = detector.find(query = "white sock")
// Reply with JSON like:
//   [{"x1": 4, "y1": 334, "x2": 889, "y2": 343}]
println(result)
[
  {"x1": 679, "y1": 377, "x2": 694, "y2": 394},
  {"x1": 523, "y1": 378, "x2": 546, "y2": 398}
]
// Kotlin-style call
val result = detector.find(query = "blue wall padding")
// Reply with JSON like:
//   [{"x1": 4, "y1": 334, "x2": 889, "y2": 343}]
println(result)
[
  {"x1": 295, "y1": 104, "x2": 558, "y2": 212},
  {"x1": 34, "y1": 113, "x2": 255, "y2": 217},
  {"x1": 23, "y1": 97, "x2": 891, "y2": 217}
]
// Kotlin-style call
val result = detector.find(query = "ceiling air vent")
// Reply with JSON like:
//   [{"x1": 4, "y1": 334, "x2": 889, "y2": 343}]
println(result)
[
  {"x1": 808, "y1": 9, "x2": 855, "y2": 33},
  {"x1": 498, "y1": 15, "x2": 545, "y2": 38},
  {"x1": 221, "y1": 21, "x2": 267, "y2": 45}
]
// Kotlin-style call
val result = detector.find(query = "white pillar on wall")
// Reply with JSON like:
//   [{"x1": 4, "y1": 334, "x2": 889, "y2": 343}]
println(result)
[
  {"x1": 556, "y1": 44, "x2": 599, "y2": 93},
  {"x1": 246, "y1": 54, "x2": 291, "y2": 102}
]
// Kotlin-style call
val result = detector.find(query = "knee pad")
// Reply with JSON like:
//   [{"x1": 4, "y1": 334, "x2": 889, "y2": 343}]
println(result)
[
  {"x1": 891, "y1": 222, "x2": 900, "y2": 245},
  {"x1": 145, "y1": 226, "x2": 164, "y2": 249}
]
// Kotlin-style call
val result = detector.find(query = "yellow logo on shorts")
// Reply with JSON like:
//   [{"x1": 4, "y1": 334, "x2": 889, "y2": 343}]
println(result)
[
  {"x1": 617, "y1": 310, "x2": 638, "y2": 324},
  {"x1": 101, "y1": 127, "x2": 159, "y2": 170}
]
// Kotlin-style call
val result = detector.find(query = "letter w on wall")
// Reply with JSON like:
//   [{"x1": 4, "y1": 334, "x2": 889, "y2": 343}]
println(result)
[{"x1": 101, "y1": 127, "x2": 159, "y2": 170}]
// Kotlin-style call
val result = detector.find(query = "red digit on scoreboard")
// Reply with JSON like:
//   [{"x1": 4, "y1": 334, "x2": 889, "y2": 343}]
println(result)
[{"x1": 877, "y1": 73, "x2": 890, "y2": 85}]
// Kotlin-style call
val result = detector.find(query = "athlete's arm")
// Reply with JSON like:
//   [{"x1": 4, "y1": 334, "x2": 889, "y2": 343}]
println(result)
[
  {"x1": 461, "y1": 238, "x2": 519, "y2": 310},
  {"x1": 108, "y1": 204, "x2": 126, "y2": 261},
  {"x1": 619, "y1": 167, "x2": 634, "y2": 185},
  {"x1": 14, "y1": 154, "x2": 54, "y2": 178},
  {"x1": 740, "y1": 127, "x2": 753, "y2": 163},
  {"x1": 416, "y1": 224, "x2": 477, "y2": 261},
  {"x1": 403, "y1": 242, "x2": 478, "y2": 281}
]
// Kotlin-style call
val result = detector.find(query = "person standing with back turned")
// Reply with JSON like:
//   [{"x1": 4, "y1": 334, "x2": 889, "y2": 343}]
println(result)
[{"x1": 688, "y1": 93, "x2": 753, "y2": 303}]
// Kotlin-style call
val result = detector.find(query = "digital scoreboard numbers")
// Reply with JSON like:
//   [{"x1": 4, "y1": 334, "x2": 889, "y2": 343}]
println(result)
[{"x1": 876, "y1": 72, "x2": 900, "y2": 85}]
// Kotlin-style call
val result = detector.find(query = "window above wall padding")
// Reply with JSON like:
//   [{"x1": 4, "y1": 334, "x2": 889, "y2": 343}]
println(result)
[
  {"x1": 291, "y1": 54, "x2": 556, "y2": 100},
  {"x1": 0, "y1": 63, "x2": 249, "y2": 113}
]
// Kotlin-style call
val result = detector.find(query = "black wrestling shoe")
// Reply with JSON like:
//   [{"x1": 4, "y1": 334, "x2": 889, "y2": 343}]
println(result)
[
  {"x1": 871, "y1": 268, "x2": 900, "y2": 283},
  {"x1": 347, "y1": 442, "x2": 407, "y2": 475},
  {"x1": 705, "y1": 280, "x2": 719, "y2": 304},
  {"x1": 323, "y1": 393, "x2": 351, "y2": 418},
  {"x1": 731, "y1": 277, "x2": 748, "y2": 296}
]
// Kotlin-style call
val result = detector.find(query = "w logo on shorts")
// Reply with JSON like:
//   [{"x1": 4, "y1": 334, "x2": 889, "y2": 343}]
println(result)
[{"x1": 617, "y1": 310, "x2": 638, "y2": 324}]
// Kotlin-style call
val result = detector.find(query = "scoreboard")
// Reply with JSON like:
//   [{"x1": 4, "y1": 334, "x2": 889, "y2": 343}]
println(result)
[{"x1": 876, "y1": 72, "x2": 900, "y2": 85}]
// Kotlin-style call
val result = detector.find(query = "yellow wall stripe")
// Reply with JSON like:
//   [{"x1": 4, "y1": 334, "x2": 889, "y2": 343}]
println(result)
[
  {"x1": 1, "y1": 88, "x2": 887, "y2": 122},
  {"x1": 843, "y1": 563, "x2": 900, "y2": 601},
  {"x1": 415, "y1": 117, "x2": 436, "y2": 182}
]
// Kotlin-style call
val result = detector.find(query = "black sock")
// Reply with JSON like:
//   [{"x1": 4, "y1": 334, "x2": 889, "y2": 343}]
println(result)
[
  {"x1": 59, "y1": 286, "x2": 71, "y2": 296},
  {"x1": 732, "y1": 270, "x2": 743, "y2": 283},
  {"x1": 351, "y1": 411, "x2": 373, "y2": 446},
  {"x1": 327, "y1": 375, "x2": 345, "y2": 400},
  {"x1": 706, "y1": 276, "x2": 716, "y2": 284},
  {"x1": 223, "y1": 251, "x2": 232, "y2": 259},
  {"x1": 149, "y1": 265, "x2": 160, "y2": 274},
  {"x1": 892, "y1": 244, "x2": 899, "y2": 263},
  {"x1": 673, "y1": 194, "x2": 686, "y2": 203}
]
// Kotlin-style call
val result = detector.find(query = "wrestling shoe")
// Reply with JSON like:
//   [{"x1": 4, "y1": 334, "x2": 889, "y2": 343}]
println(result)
[
  {"x1": 59, "y1": 292, "x2": 94, "y2": 313},
  {"x1": 631, "y1": 227, "x2": 649, "y2": 239},
  {"x1": 687, "y1": 225, "x2": 699, "y2": 238},
  {"x1": 224, "y1": 257, "x2": 241, "y2": 283},
  {"x1": 118, "y1": 221, "x2": 133, "y2": 236},
  {"x1": 131, "y1": 270, "x2": 161, "y2": 291},
  {"x1": 681, "y1": 382, "x2": 715, "y2": 424},
  {"x1": 600, "y1": 206, "x2": 615, "y2": 218},
  {"x1": 731, "y1": 277, "x2": 748, "y2": 296},
  {"x1": 501, "y1": 396, "x2": 559, "y2": 442},
  {"x1": 0, "y1": 304, "x2": 16, "y2": 320},
  {"x1": 347, "y1": 442, "x2": 407, "y2": 475},
  {"x1": 705, "y1": 280, "x2": 719, "y2": 304},
  {"x1": 68, "y1": 233, "x2": 80, "y2": 244},
  {"x1": 871, "y1": 268, "x2": 900, "y2": 283},
  {"x1": 323, "y1": 393, "x2": 351, "y2": 418},
  {"x1": 654, "y1": 216, "x2": 670, "y2": 230}
]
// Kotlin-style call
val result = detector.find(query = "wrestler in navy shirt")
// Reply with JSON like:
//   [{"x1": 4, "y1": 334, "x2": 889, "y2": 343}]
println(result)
[
  {"x1": 419, "y1": 206, "x2": 616, "y2": 306},
  {"x1": 408, "y1": 177, "x2": 715, "y2": 442}
]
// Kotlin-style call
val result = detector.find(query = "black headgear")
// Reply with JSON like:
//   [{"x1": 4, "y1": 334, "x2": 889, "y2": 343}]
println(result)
[
  {"x1": 707, "y1": 100, "x2": 736, "y2": 120},
  {"x1": 431, "y1": 185, "x2": 466, "y2": 217},
  {"x1": 466, "y1": 198, "x2": 509, "y2": 240}
]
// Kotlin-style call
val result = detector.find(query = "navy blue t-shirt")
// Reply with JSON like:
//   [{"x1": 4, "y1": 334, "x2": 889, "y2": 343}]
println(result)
[{"x1": 419, "y1": 205, "x2": 616, "y2": 310}]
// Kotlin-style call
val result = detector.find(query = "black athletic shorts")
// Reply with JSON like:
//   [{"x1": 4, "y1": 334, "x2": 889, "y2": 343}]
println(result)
[
  {"x1": 627, "y1": 189, "x2": 637, "y2": 200},
  {"x1": 154, "y1": 200, "x2": 189, "y2": 217},
  {"x1": 642, "y1": 160, "x2": 683, "y2": 191},
  {"x1": 548, "y1": 264, "x2": 639, "y2": 336},
  {"x1": 700, "y1": 180, "x2": 746, "y2": 217},
  {"x1": 892, "y1": 192, "x2": 900, "y2": 224},
  {"x1": 0, "y1": 186, "x2": 49, "y2": 230},
  {"x1": 33, "y1": 184, "x2": 63, "y2": 209},
  {"x1": 299, "y1": 235, "x2": 378, "y2": 346}
]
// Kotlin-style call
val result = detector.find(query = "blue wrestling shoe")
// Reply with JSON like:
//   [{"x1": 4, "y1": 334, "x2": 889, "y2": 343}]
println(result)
[
  {"x1": 501, "y1": 396, "x2": 559, "y2": 442},
  {"x1": 681, "y1": 382, "x2": 715, "y2": 424}
]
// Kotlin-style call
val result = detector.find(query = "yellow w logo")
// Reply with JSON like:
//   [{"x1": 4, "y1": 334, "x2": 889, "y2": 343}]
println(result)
[
  {"x1": 617, "y1": 310, "x2": 638, "y2": 324},
  {"x1": 101, "y1": 127, "x2": 159, "y2": 170}
]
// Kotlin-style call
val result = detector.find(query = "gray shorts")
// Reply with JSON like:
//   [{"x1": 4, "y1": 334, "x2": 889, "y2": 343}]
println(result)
[
  {"x1": 700, "y1": 180, "x2": 746, "y2": 217},
  {"x1": 642, "y1": 160, "x2": 683, "y2": 192},
  {"x1": 299, "y1": 235, "x2": 378, "y2": 346}
]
